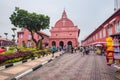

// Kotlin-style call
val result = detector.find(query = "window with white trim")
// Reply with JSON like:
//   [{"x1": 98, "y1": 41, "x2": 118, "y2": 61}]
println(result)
[
  {"x1": 99, "y1": 31, "x2": 102, "y2": 39},
  {"x1": 27, "y1": 41, "x2": 32, "y2": 47},
  {"x1": 108, "y1": 26, "x2": 112, "y2": 36},
  {"x1": 103, "y1": 29, "x2": 106, "y2": 37},
  {"x1": 94, "y1": 35, "x2": 96, "y2": 40},
  {"x1": 96, "y1": 33, "x2": 98, "y2": 40},
  {"x1": 20, "y1": 34, "x2": 23, "y2": 38},
  {"x1": 28, "y1": 34, "x2": 31, "y2": 40},
  {"x1": 115, "y1": 21, "x2": 120, "y2": 33}
]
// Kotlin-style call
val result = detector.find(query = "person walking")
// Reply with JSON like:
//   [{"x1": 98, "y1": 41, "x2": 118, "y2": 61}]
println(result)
[
  {"x1": 74, "y1": 46, "x2": 77, "y2": 53},
  {"x1": 51, "y1": 45, "x2": 56, "y2": 57},
  {"x1": 83, "y1": 47, "x2": 86, "y2": 55},
  {"x1": 71, "y1": 46, "x2": 74, "y2": 53},
  {"x1": 80, "y1": 46, "x2": 84, "y2": 56},
  {"x1": 63, "y1": 45, "x2": 66, "y2": 53}
]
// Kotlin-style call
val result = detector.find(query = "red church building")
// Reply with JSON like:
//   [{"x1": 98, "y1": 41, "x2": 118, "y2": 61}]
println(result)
[
  {"x1": 49, "y1": 10, "x2": 80, "y2": 49},
  {"x1": 0, "y1": 37, "x2": 14, "y2": 47},
  {"x1": 81, "y1": 9, "x2": 120, "y2": 46}
]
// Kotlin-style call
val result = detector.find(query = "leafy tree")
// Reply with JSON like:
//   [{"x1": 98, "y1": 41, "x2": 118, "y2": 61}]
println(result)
[
  {"x1": 9, "y1": 7, "x2": 50, "y2": 49},
  {"x1": 4, "y1": 33, "x2": 8, "y2": 39}
]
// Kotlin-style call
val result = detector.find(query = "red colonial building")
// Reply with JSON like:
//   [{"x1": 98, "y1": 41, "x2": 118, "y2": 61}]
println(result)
[
  {"x1": 17, "y1": 29, "x2": 49, "y2": 48},
  {"x1": 82, "y1": 9, "x2": 120, "y2": 46},
  {"x1": 49, "y1": 10, "x2": 80, "y2": 48},
  {"x1": 0, "y1": 37, "x2": 14, "y2": 47}
]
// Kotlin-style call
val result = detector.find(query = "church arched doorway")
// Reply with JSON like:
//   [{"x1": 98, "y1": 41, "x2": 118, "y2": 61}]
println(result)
[
  {"x1": 52, "y1": 41, "x2": 56, "y2": 46},
  {"x1": 59, "y1": 41, "x2": 64, "y2": 49},
  {"x1": 67, "y1": 41, "x2": 72, "y2": 46},
  {"x1": 67, "y1": 41, "x2": 72, "y2": 52}
]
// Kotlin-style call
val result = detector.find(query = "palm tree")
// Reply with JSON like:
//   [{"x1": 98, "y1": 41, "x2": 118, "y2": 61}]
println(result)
[
  {"x1": 11, "y1": 28, "x2": 17, "y2": 34},
  {"x1": 12, "y1": 34, "x2": 15, "y2": 41},
  {"x1": 4, "y1": 33, "x2": 8, "y2": 39},
  {"x1": 11, "y1": 28, "x2": 17, "y2": 43}
]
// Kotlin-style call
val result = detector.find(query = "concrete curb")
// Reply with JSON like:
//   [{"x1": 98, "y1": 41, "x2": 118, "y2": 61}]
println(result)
[
  {"x1": 11, "y1": 52, "x2": 64, "y2": 80},
  {"x1": 0, "y1": 54, "x2": 50, "y2": 70}
]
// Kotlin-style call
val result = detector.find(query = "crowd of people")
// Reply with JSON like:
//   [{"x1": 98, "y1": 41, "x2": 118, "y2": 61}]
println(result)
[{"x1": 50, "y1": 44, "x2": 106, "y2": 57}]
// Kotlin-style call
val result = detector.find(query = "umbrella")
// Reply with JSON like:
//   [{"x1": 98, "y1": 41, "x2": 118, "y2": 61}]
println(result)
[{"x1": 95, "y1": 44, "x2": 103, "y2": 46}]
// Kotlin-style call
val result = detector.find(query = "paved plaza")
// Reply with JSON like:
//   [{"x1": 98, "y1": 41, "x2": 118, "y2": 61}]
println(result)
[
  {"x1": 0, "y1": 52, "x2": 62, "y2": 80},
  {"x1": 19, "y1": 52, "x2": 119, "y2": 80}
]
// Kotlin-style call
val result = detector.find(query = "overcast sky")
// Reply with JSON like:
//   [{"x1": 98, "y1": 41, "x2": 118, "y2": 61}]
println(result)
[{"x1": 0, "y1": 0, "x2": 115, "y2": 41}]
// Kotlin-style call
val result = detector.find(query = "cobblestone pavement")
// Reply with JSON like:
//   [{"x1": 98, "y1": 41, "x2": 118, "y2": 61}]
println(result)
[{"x1": 19, "y1": 52, "x2": 119, "y2": 80}]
